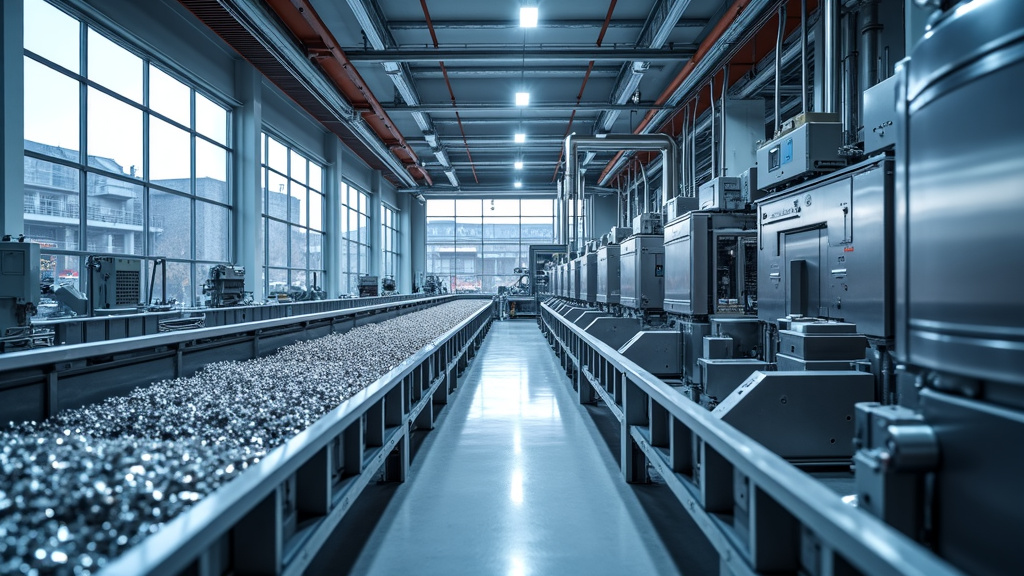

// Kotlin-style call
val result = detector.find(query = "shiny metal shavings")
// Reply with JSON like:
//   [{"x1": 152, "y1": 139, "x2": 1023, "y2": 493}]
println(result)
[{"x1": 0, "y1": 301, "x2": 486, "y2": 575}]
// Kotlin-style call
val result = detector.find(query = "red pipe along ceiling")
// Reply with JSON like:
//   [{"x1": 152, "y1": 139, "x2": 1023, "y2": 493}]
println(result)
[{"x1": 263, "y1": 0, "x2": 432, "y2": 185}]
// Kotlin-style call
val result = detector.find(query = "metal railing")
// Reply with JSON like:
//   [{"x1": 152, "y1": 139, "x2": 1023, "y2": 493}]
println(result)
[{"x1": 539, "y1": 300, "x2": 961, "y2": 576}]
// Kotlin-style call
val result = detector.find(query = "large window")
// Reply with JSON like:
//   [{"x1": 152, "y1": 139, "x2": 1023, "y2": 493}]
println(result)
[
  {"x1": 23, "y1": 0, "x2": 231, "y2": 307},
  {"x1": 340, "y1": 183, "x2": 371, "y2": 295},
  {"x1": 381, "y1": 204, "x2": 399, "y2": 284},
  {"x1": 426, "y1": 199, "x2": 555, "y2": 293},
  {"x1": 260, "y1": 133, "x2": 325, "y2": 296}
]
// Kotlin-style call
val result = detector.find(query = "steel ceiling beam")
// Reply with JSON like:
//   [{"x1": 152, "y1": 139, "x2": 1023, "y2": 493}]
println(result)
[
  {"x1": 344, "y1": 0, "x2": 458, "y2": 186},
  {"x1": 387, "y1": 18, "x2": 709, "y2": 30},
  {"x1": 388, "y1": 102, "x2": 677, "y2": 113},
  {"x1": 597, "y1": 0, "x2": 695, "y2": 134},
  {"x1": 408, "y1": 65, "x2": 627, "y2": 78},
  {"x1": 344, "y1": 46, "x2": 697, "y2": 63}
]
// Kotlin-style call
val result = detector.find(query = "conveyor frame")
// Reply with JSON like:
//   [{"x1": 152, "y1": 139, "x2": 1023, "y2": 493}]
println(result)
[
  {"x1": 539, "y1": 301, "x2": 961, "y2": 576},
  {"x1": 80, "y1": 298, "x2": 493, "y2": 575}
]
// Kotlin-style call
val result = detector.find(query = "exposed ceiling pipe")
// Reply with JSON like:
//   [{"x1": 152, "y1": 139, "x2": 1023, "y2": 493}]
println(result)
[
  {"x1": 598, "y1": 0, "x2": 776, "y2": 187},
  {"x1": 800, "y1": 0, "x2": 809, "y2": 114},
  {"x1": 565, "y1": 134, "x2": 679, "y2": 231},
  {"x1": 262, "y1": 0, "x2": 431, "y2": 185},
  {"x1": 774, "y1": 4, "x2": 787, "y2": 135}
]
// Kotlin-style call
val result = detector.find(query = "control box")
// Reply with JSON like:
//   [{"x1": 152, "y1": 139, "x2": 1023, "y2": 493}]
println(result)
[{"x1": 757, "y1": 120, "x2": 845, "y2": 191}]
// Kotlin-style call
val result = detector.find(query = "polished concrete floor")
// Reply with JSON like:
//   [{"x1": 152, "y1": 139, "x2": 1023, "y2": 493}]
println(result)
[{"x1": 343, "y1": 320, "x2": 692, "y2": 576}]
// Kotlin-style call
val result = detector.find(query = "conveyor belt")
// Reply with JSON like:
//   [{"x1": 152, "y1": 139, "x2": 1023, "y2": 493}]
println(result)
[{"x1": 345, "y1": 320, "x2": 689, "y2": 575}]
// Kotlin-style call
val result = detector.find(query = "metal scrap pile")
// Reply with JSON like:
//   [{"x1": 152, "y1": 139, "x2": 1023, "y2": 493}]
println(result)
[{"x1": 0, "y1": 300, "x2": 486, "y2": 575}]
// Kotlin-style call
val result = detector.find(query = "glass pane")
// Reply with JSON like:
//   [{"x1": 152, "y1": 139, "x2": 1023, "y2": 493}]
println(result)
[
  {"x1": 427, "y1": 199, "x2": 454, "y2": 216},
  {"x1": 267, "y1": 268, "x2": 288, "y2": 295},
  {"x1": 24, "y1": 158, "x2": 80, "y2": 251},
  {"x1": 196, "y1": 139, "x2": 228, "y2": 204},
  {"x1": 149, "y1": 65, "x2": 191, "y2": 127},
  {"x1": 149, "y1": 117, "x2": 191, "y2": 193},
  {"x1": 289, "y1": 150, "x2": 306, "y2": 184},
  {"x1": 149, "y1": 260, "x2": 191, "y2": 306},
  {"x1": 358, "y1": 191, "x2": 367, "y2": 214},
  {"x1": 308, "y1": 164, "x2": 322, "y2": 192},
  {"x1": 266, "y1": 170, "x2": 287, "y2": 220},
  {"x1": 87, "y1": 88, "x2": 143, "y2": 177},
  {"x1": 290, "y1": 226, "x2": 307, "y2": 270},
  {"x1": 87, "y1": 29, "x2": 142, "y2": 102},
  {"x1": 490, "y1": 199, "x2": 519, "y2": 216},
  {"x1": 521, "y1": 199, "x2": 553, "y2": 216},
  {"x1": 426, "y1": 216, "x2": 454, "y2": 242},
  {"x1": 358, "y1": 214, "x2": 368, "y2": 245},
  {"x1": 24, "y1": 0, "x2": 80, "y2": 73},
  {"x1": 522, "y1": 217, "x2": 555, "y2": 241},
  {"x1": 456, "y1": 199, "x2": 481, "y2": 217},
  {"x1": 340, "y1": 207, "x2": 350, "y2": 237},
  {"x1": 40, "y1": 254, "x2": 81, "y2": 296},
  {"x1": 24, "y1": 58, "x2": 80, "y2": 157},
  {"x1": 267, "y1": 219, "x2": 288, "y2": 268},
  {"x1": 195, "y1": 201, "x2": 229, "y2": 262},
  {"x1": 455, "y1": 216, "x2": 482, "y2": 241},
  {"x1": 267, "y1": 137, "x2": 287, "y2": 174},
  {"x1": 260, "y1": 167, "x2": 266, "y2": 215},
  {"x1": 359, "y1": 246, "x2": 369, "y2": 275},
  {"x1": 289, "y1": 269, "x2": 307, "y2": 292},
  {"x1": 148, "y1": 189, "x2": 190, "y2": 259},
  {"x1": 483, "y1": 217, "x2": 519, "y2": 240},
  {"x1": 289, "y1": 182, "x2": 306, "y2": 226},
  {"x1": 309, "y1": 232, "x2": 323, "y2": 271},
  {"x1": 195, "y1": 93, "x2": 227, "y2": 145},
  {"x1": 309, "y1": 191, "x2": 323, "y2": 231},
  {"x1": 86, "y1": 174, "x2": 143, "y2": 255}
]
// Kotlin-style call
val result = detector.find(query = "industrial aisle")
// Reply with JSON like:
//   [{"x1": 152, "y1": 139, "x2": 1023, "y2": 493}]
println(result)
[{"x1": 344, "y1": 320, "x2": 687, "y2": 576}]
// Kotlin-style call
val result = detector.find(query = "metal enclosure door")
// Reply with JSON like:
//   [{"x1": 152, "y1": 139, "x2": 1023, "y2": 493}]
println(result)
[
  {"x1": 572, "y1": 260, "x2": 581, "y2": 301},
  {"x1": 782, "y1": 229, "x2": 823, "y2": 318},
  {"x1": 664, "y1": 215, "x2": 700, "y2": 315},
  {"x1": 620, "y1": 238, "x2": 639, "y2": 309}
]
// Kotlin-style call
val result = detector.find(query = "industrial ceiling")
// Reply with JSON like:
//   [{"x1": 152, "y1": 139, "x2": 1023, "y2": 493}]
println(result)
[{"x1": 181, "y1": 0, "x2": 805, "y2": 195}]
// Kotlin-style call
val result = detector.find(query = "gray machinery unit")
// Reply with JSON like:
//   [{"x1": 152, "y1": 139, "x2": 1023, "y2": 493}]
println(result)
[
  {"x1": 849, "y1": 3, "x2": 1024, "y2": 575},
  {"x1": 619, "y1": 233, "x2": 664, "y2": 312},
  {"x1": 570, "y1": 258, "x2": 580, "y2": 301},
  {"x1": 87, "y1": 256, "x2": 142, "y2": 314},
  {"x1": 596, "y1": 244, "x2": 620, "y2": 305},
  {"x1": 756, "y1": 114, "x2": 845, "y2": 192},
  {"x1": 203, "y1": 264, "x2": 246, "y2": 308},
  {"x1": 664, "y1": 212, "x2": 757, "y2": 318},
  {"x1": 358, "y1": 275, "x2": 379, "y2": 297},
  {"x1": 757, "y1": 156, "x2": 894, "y2": 341},
  {"x1": 0, "y1": 239, "x2": 43, "y2": 345},
  {"x1": 527, "y1": 244, "x2": 564, "y2": 297},
  {"x1": 578, "y1": 252, "x2": 597, "y2": 304},
  {"x1": 631, "y1": 212, "x2": 663, "y2": 236}
]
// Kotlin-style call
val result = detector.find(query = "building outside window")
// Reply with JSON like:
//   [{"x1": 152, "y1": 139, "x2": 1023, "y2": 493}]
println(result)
[
  {"x1": 260, "y1": 133, "x2": 325, "y2": 297},
  {"x1": 426, "y1": 199, "x2": 555, "y2": 293},
  {"x1": 340, "y1": 183, "x2": 371, "y2": 295},
  {"x1": 381, "y1": 204, "x2": 399, "y2": 286},
  {"x1": 22, "y1": 0, "x2": 231, "y2": 307}
]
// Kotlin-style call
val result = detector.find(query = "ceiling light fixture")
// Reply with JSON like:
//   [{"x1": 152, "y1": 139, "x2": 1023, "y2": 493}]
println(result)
[
  {"x1": 519, "y1": 6, "x2": 538, "y2": 28},
  {"x1": 514, "y1": 133, "x2": 526, "y2": 143},
  {"x1": 514, "y1": 181, "x2": 523, "y2": 189},
  {"x1": 515, "y1": 91, "x2": 530, "y2": 106},
  {"x1": 514, "y1": 160, "x2": 524, "y2": 170}
]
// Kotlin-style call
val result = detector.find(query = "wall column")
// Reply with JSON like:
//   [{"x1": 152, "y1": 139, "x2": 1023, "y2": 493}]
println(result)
[
  {"x1": 324, "y1": 135, "x2": 343, "y2": 297},
  {"x1": 1, "y1": 0, "x2": 24, "y2": 236},
  {"x1": 232, "y1": 60, "x2": 262, "y2": 300}
]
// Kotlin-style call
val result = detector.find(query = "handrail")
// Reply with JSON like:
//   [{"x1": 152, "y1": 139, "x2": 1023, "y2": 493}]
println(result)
[{"x1": 540, "y1": 300, "x2": 961, "y2": 576}]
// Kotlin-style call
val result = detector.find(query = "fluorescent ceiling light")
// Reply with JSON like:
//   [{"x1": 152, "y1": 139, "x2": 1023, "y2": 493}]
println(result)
[
  {"x1": 515, "y1": 92, "x2": 530, "y2": 106},
  {"x1": 514, "y1": 181, "x2": 523, "y2": 189},
  {"x1": 520, "y1": 7, "x2": 538, "y2": 28},
  {"x1": 514, "y1": 160, "x2": 524, "y2": 170},
  {"x1": 514, "y1": 133, "x2": 526, "y2": 143}
]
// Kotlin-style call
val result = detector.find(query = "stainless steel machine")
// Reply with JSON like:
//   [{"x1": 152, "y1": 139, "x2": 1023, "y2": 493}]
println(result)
[
  {"x1": 203, "y1": 264, "x2": 247, "y2": 307},
  {"x1": 578, "y1": 251, "x2": 597, "y2": 304},
  {"x1": 619, "y1": 227, "x2": 665, "y2": 313},
  {"x1": 596, "y1": 243, "x2": 620, "y2": 306},
  {"x1": 0, "y1": 238, "x2": 50, "y2": 350},
  {"x1": 851, "y1": 3, "x2": 1024, "y2": 575}
]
